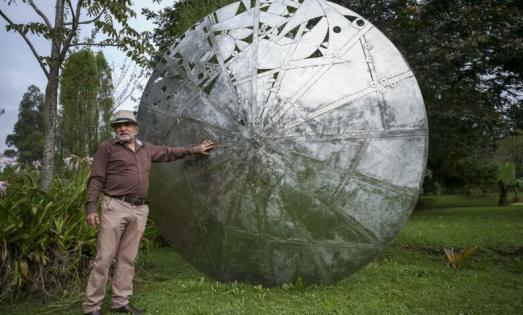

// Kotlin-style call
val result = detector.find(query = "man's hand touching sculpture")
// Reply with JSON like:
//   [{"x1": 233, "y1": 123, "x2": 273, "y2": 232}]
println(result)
[{"x1": 193, "y1": 139, "x2": 215, "y2": 156}]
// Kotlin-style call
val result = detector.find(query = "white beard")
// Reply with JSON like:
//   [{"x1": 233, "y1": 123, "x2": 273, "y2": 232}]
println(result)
[{"x1": 116, "y1": 131, "x2": 137, "y2": 142}]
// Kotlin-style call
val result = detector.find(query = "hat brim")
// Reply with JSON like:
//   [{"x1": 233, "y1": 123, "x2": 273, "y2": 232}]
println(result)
[{"x1": 110, "y1": 119, "x2": 139, "y2": 127}]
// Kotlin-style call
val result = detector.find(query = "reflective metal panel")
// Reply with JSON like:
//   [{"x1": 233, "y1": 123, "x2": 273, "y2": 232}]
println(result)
[{"x1": 138, "y1": 0, "x2": 428, "y2": 286}]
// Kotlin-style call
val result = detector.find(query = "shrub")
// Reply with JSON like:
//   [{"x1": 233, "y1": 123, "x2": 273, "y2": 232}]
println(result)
[
  {"x1": 0, "y1": 162, "x2": 97, "y2": 301},
  {"x1": 1, "y1": 156, "x2": 166, "y2": 302}
]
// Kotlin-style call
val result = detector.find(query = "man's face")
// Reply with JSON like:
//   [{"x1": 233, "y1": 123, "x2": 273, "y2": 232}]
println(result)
[{"x1": 114, "y1": 122, "x2": 139, "y2": 143}]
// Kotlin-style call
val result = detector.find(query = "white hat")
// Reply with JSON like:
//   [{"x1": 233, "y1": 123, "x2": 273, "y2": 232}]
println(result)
[{"x1": 110, "y1": 110, "x2": 139, "y2": 127}]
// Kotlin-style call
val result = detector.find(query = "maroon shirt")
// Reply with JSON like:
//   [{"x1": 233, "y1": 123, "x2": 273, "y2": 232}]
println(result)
[{"x1": 85, "y1": 138, "x2": 196, "y2": 214}]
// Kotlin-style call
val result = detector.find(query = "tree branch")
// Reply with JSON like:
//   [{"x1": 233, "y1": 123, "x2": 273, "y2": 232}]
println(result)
[
  {"x1": 65, "y1": 0, "x2": 75, "y2": 22},
  {"x1": 28, "y1": 0, "x2": 52, "y2": 29},
  {"x1": 0, "y1": 9, "x2": 50, "y2": 79},
  {"x1": 112, "y1": 58, "x2": 131, "y2": 95},
  {"x1": 64, "y1": 9, "x2": 105, "y2": 26},
  {"x1": 60, "y1": 0, "x2": 84, "y2": 61},
  {"x1": 69, "y1": 41, "x2": 119, "y2": 47}
]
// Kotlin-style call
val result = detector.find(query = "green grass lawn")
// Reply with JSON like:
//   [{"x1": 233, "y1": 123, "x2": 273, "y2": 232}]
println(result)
[{"x1": 1, "y1": 195, "x2": 522, "y2": 314}]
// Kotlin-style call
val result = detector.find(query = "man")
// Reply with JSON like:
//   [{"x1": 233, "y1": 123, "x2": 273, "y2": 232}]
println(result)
[{"x1": 83, "y1": 110, "x2": 214, "y2": 315}]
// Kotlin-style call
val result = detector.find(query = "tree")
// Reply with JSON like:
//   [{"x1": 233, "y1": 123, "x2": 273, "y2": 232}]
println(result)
[
  {"x1": 58, "y1": 49, "x2": 114, "y2": 157},
  {"x1": 5, "y1": 85, "x2": 45, "y2": 163},
  {"x1": 59, "y1": 49, "x2": 99, "y2": 157},
  {"x1": 110, "y1": 58, "x2": 146, "y2": 114},
  {"x1": 495, "y1": 131, "x2": 523, "y2": 178},
  {"x1": 497, "y1": 162, "x2": 520, "y2": 206},
  {"x1": 143, "y1": 0, "x2": 235, "y2": 57},
  {"x1": 96, "y1": 51, "x2": 114, "y2": 141},
  {"x1": 0, "y1": 0, "x2": 153, "y2": 190},
  {"x1": 58, "y1": 49, "x2": 114, "y2": 158}
]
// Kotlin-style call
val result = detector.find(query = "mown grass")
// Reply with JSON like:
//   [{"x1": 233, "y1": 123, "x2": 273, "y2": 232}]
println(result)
[
  {"x1": 1, "y1": 195, "x2": 522, "y2": 314},
  {"x1": 417, "y1": 192, "x2": 518, "y2": 209}
]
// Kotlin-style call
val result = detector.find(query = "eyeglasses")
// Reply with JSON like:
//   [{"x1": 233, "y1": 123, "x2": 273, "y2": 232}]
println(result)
[{"x1": 113, "y1": 122, "x2": 137, "y2": 129}]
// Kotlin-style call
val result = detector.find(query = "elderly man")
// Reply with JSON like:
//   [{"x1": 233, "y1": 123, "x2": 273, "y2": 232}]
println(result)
[{"x1": 83, "y1": 110, "x2": 214, "y2": 315}]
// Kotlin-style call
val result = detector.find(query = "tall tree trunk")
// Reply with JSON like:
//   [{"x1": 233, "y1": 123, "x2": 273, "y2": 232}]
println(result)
[
  {"x1": 40, "y1": 0, "x2": 64, "y2": 191},
  {"x1": 41, "y1": 66, "x2": 59, "y2": 190},
  {"x1": 498, "y1": 180, "x2": 508, "y2": 206}
]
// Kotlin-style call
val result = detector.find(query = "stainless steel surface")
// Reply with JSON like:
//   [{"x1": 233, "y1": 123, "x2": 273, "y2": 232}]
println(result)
[{"x1": 138, "y1": 0, "x2": 428, "y2": 285}]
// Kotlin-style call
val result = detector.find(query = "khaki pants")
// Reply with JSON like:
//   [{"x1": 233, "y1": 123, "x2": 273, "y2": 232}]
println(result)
[{"x1": 83, "y1": 196, "x2": 149, "y2": 313}]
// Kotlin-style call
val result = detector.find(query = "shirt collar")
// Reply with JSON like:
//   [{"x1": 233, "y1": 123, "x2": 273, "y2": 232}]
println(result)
[{"x1": 113, "y1": 137, "x2": 143, "y2": 149}]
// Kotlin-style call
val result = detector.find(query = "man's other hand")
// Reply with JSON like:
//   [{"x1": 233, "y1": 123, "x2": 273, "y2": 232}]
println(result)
[
  {"x1": 86, "y1": 212, "x2": 100, "y2": 228},
  {"x1": 194, "y1": 139, "x2": 215, "y2": 156}
]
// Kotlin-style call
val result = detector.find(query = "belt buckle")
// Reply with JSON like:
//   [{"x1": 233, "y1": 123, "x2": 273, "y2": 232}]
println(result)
[
  {"x1": 122, "y1": 196, "x2": 145, "y2": 206},
  {"x1": 121, "y1": 196, "x2": 134, "y2": 205}
]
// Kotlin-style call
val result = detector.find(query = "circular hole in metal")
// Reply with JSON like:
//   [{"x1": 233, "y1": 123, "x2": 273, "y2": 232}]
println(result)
[
  {"x1": 333, "y1": 26, "x2": 341, "y2": 33},
  {"x1": 198, "y1": 73, "x2": 204, "y2": 79},
  {"x1": 161, "y1": 86, "x2": 167, "y2": 92},
  {"x1": 356, "y1": 19, "x2": 365, "y2": 26}
]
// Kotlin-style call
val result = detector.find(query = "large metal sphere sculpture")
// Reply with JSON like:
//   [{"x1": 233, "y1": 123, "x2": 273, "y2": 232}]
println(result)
[{"x1": 138, "y1": 0, "x2": 428, "y2": 285}]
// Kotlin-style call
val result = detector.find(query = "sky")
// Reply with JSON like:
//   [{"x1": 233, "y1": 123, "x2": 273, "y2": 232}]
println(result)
[{"x1": 0, "y1": 0, "x2": 170, "y2": 154}]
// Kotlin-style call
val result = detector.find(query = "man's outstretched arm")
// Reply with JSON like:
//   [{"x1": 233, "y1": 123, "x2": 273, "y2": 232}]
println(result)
[{"x1": 150, "y1": 139, "x2": 215, "y2": 162}]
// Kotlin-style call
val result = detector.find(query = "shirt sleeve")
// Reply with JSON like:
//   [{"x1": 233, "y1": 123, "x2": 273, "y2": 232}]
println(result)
[
  {"x1": 85, "y1": 143, "x2": 110, "y2": 214},
  {"x1": 149, "y1": 143, "x2": 197, "y2": 163}
]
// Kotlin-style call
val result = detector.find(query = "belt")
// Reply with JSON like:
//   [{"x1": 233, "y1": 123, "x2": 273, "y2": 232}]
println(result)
[{"x1": 109, "y1": 195, "x2": 148, "y2": 206}]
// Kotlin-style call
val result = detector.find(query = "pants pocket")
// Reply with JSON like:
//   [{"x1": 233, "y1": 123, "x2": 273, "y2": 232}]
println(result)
[
  {"x1": 135, "y1": 205, "x2": 149, "y2": 232},
  {"x1": 102, "y1": 196, "x2": 113, "y2": 211}
]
